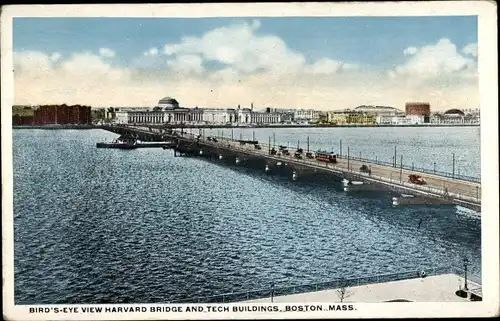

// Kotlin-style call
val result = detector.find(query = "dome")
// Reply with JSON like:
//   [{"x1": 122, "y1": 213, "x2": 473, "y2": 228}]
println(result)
[
  {"x1": 158, "y1": 97, "x2": 179, "y2": 109},
  {"x1": 444, "y1": 109, "x2": 465, "y2": 116}
]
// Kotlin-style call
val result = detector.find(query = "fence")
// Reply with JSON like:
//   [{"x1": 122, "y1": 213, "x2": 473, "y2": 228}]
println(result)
[
  {"x1": 127, "y1": 126, "x2": 481, "y2": 199},
  {"x1": 342, "y1": 154, "x2": 480, "y2": 184},
  {"x1": 184, "y1": 136, "x2": 480, "y2": 202},
  {"x1": 168, "y1": 266, "x2": 481, "y2": 304}
]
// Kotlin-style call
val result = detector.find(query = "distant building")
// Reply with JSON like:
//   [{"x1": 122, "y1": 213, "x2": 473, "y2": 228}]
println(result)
[
  {"x1": 30, "y1": 105, "x2": 91, "y2": 125},
  {"x1": 293, "y1": 109, "x2": 322, "y2": 122},
  {"x1": 326, "y1": 109, "x2": 376, "y2": 125},
  {"x1": 405, "y1": 102, "x2": 431, "y2": 116},
  {"x1": 114, "y1": 97, "x2": 284, "y2": 125},
  {"x1": 354, "y1": 105, "x2": 404, "y2": 117}
]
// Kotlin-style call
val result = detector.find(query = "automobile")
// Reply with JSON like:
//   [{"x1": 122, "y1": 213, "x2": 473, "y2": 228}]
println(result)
[
  {"x1": 294, "y1": 152, "x2": 302, "y2": 159},
  {"x1": 270, "y1": 148, "x2": 277, "y2": 155},
  {"x1": 306, "y1": 152, "x2": 314, "y2": 159},
  {"x1": 254, "y1": 144, "x2": 262, "y2": 150},
  {"x1": 408, "y1": 174, "x2": 426, "y2": 185},
  {"x1": 360, "y1": 164, "x2": 371, "y2": 174}
]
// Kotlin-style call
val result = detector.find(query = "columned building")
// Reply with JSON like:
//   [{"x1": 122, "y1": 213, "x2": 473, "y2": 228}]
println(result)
[{"x1": 112, "y1": 97, "x2": 289, "y2": 125}]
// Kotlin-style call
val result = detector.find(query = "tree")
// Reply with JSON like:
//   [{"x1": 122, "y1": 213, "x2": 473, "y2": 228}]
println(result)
[{"x1": 336, "y1": 279, "x2": 352, "y2": 303}]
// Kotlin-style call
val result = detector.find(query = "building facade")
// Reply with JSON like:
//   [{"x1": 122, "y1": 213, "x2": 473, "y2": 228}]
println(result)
[
  {"x1": 32, "y1": 105, "x2": 91, "y2": 125},
  {"x1": 405, "y1": 102, "x2": 431, "y2": 116},
  {"x1": 114, "y1": 97, "x2": 285, "y2": 125},
  {"x1": 293, "y1": 109, "x2": 322, "y2": 122}
]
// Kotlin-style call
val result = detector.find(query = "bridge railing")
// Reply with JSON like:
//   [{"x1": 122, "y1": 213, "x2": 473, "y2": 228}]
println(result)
[
  {"x1": 167, "y1": 266, "x2": 480, "y2": 303},
  {"x1": 122, "y1": 126, "x2": 480, "y2": 187},
  {"x1": 340, "y1": 155, "x2": 480, "y2": 183},
  {"x1": 167, "y1": 134, "x2": 480, "y2": 202}
]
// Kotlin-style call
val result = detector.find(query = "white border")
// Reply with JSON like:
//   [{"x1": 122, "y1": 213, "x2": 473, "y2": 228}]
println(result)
[{"x1": 2, "y1": 2, "x2": 498, "y2": 320}]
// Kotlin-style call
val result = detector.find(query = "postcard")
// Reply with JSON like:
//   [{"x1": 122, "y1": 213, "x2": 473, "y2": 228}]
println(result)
[{"x1": 1, "y1": 2, "x2": 498, "y2": 320}]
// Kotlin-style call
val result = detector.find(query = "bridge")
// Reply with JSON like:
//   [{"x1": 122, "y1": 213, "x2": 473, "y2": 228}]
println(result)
[{"x1": 100, "y1": 124, "x2": 481, "y2": 212}]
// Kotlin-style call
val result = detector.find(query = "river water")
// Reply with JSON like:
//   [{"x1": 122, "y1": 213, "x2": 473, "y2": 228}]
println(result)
[{"x1": 13, "y1": 127, "x2": 481, "y2": 304}]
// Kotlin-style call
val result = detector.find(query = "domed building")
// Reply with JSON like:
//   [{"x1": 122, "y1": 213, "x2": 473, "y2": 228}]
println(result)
[
  {"x1": 157, "y1": 97, "x2": 179, "y2": 109},
  {"x1": 443, "y1": 109, "x2": 465, "y2": 117}
]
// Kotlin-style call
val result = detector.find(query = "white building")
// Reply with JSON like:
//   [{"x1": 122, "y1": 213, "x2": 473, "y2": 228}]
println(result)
[
  {"x1": 293, "y1": 109, "x2": 321, "y2": 122},
  {"x1": 202, "y1": 108, "x2": 236, "y2": 124},
  {"x1": 355, "y1": 105, "x2": 404, "y2": 117},
  {"x1": 113, "y1": 97, "x2": 286, "y2": 125}
]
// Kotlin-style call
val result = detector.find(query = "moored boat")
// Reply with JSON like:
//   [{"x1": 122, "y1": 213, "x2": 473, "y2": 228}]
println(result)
[{"x1": 96, "y1": 136, "x2": 137, "y2": 149}]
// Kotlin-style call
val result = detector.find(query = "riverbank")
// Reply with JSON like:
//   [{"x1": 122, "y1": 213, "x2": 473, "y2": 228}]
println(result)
[
  {"x1": 13, "y1": 123, "x2": 480, "y2": 130},
  {"x1": 244, "y1": 273, "x2": 481, "y2": 303}
]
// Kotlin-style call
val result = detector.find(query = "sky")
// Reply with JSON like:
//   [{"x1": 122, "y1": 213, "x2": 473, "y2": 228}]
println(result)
[{"x1": 12, "y1": 16, "x2": 478, "y2": 111}]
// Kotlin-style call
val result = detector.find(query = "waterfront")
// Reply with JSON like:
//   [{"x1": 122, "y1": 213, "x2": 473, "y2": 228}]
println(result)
[{"x1": 13, "y1": 127, "x2": 481, "y2": 304}]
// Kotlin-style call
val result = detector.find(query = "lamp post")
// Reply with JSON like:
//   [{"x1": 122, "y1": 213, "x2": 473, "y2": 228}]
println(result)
[
  {"x1": 271, "y1": 282, "x2": 275, "y2": 303},
  {"x1": 400, "y1": 155, "x2": 403, "y2": 183},
  {"x1": 307, "y1": 136, "x2": 310, "y2": 153},
  {"x1": 394, "y1": 145, "x2": 397, "y2": 168},
  {"x1": 340, "y1": 139, "x2": 342, "y2": 157},
  {"x1": 463, "y1": 258, "x2": 469, "y2": 291},
  {"x1": 347, "y1": 147, "x2": 350, "y2": 171},
  {"x1": 433, "y1": 162, "x2": 436, "y2": 174},
  {"x1": 452, "y1": 153, "x2": 456, "y2": 179},
  {"x1": 273, "y1": 132, "x2": 276, "y2": 148}
]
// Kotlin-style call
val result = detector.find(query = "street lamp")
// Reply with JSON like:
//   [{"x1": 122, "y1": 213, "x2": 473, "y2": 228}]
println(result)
[
  {"x1": 463, "y1": 258, "x2": 469, "y2": 291},
  {"x1": 452, "y1": 153, "x2": 456, "y2": 179}
]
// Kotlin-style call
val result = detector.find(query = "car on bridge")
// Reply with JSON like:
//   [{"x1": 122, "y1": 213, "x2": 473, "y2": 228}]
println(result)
[{"x1": 409, "y1": 174, "x2": 426, "y2": 185}]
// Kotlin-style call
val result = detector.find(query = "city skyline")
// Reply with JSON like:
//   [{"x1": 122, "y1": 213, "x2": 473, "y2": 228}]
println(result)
[{"x1": 12, "y1": 16, "x2": 478, "y2": 111}]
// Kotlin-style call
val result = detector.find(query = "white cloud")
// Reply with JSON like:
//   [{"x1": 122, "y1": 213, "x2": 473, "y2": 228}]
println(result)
[
  {"x1": 403, "y1": 46, "x2": 417, "y2": 55},
  {"x1": 393, "y1": 38, "x2": 476, "y2": 78},
  {"x1": 50, "y1": 52, "x2": 62, "y2": 62},
  {"x1": 99, "y1": 47, "x2": 116, "y2": 58},
  {"x1": 14, "y1": 51, "x2": 54, "y2": 73},
  {"x1": 462, "y1": 43, "x2": 478, "y2": 57},
  {"x1": 166, "y1": 54, "x2": 205, "y2": 75},
  {"x1": 12, "y1": 24, "x2": 478, "y2": 111},
  {"x1": 162, "y1": 20, "x2": 354, "y2": 75},
  {"x1": 143, "y1": 47, "x2": 158, "y2": 56},
  {"x1": 305, "y1": 58, "x2": 359, "y2": 74}
]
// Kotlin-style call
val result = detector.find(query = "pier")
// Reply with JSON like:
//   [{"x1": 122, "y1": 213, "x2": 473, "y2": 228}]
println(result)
[{"x1": 100, "y1": 125, "x2": 481, "y2": 212}]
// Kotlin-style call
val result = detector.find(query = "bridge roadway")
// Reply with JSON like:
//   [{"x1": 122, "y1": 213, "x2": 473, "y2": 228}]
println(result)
[{"x1": 103, "y1": 125, "x2": 482, "y2": 211}]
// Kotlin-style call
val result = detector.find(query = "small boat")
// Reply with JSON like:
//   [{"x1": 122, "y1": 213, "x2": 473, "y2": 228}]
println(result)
[{"x1": 96, "y1": 137, "x2": 137, "y2": 149}]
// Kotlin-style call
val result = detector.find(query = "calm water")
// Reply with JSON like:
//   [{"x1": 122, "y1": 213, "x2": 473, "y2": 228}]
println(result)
[{"x1": 13, "y1": 127, "x2": 481, "y2": 304}]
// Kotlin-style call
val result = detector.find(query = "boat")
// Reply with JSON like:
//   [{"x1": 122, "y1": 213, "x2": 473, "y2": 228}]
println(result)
[
  {"x1": 342, "y1": 179, "x2": 367, "y2": 192},
  {"x1": 96, "y1": 136, "x2": 138, "y2": 149},
  {"x1": 97, "y1": 135, "x2": 176, "y2": 149}
]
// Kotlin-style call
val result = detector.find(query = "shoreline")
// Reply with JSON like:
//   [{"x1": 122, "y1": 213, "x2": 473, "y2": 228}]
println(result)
[{"x1": 12, "y1": 123, "x2": 480, "y2": 130}]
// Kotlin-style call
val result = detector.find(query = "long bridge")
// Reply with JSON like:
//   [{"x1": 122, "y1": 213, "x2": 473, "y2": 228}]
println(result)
[{"x1": 100, "y1": 124, "x2": 481, "y2": 212}]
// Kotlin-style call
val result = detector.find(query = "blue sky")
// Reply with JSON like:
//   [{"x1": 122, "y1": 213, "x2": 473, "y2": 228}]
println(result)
[
  {"x1": 12, "y1": 16, "x2": 479, "y2": 109},
  {"x1": 13, "y1": 16, "x2": 477, "y2": 69}
]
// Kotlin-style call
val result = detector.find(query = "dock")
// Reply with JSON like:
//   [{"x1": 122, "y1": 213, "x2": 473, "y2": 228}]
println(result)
[{"x1": 100, "y1": 124, "x2": 481, "y2": 212}]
